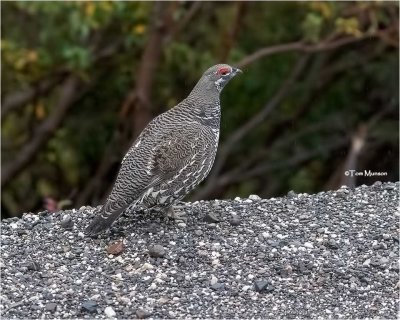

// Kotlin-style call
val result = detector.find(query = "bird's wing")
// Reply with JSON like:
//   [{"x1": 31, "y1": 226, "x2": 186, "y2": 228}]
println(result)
[
  {"x1": 146, "y1": 124, "x2": 203, "y2": 189},
  {"x1": 85, "y1": 122, "x2": 204, "y2": 236}
]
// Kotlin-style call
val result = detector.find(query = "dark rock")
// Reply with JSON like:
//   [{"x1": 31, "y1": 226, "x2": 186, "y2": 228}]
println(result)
[
  {"x1": 45, "y1": 302, "x2": 57, "y2": 312},
  {"x1": 82, "y1": 300, "x2": 98, "y2": 313},
  {"x1": 145, "y1": 223, "x2": 159, "y2": 234},
  {"x1": 148, "y1": 244, "x2": 166, "y2": 258},
  {"x1": 17, "y1": 229, "x2": 28, "y2": 236},
  {"x1": 229, "y1": 216, "x2": 241, "y2": 226},
  {"x1": 254, "y1": 279, "x2": 274, "y2": 293},
  {"x1": 60, "y1": 215, "x2": 74, "y2": 230},
  {"x1": 326, "y1": 239, "x2": 339, "y2": 249},
  {"x1": 204, "y1": 213, "x2": 221, "y2": 223},
  {"x1": 370, "y1": 258, "x2": 381, "y2": 267},
  {"x1": 136, "y1": 308, "x2": 152, "y2": 319},
  {"x1": 27, "y1": 261, "x2": 40, "y2": 271},
  {"x1": 211, "y1": 283, "x2": 225, "y2": 291},
  {"x1": 31, "y1": 220, "x2": 40, "y2": 228},
  {"x1": 280, "y1": 265, "x2": 293, "y2": 277},
  {"x1": 39, "y1": 211, "x2": 49, "y2": 217}
]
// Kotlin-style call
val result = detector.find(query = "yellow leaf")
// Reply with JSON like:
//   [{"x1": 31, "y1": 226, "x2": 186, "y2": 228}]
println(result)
[
  {"x1": 311, "y1": 1, "x2": 333, "y2": 19},
  {"x1": 35, "y1": 103, "x2": 46, "y2": 120},
  {"x1": 336, "y1": 17, "x2": 362, "y2": 37},
  {"x1": 100, "y1": 1, "x2": 112, "y2": 12},
  {"x1": 15, "y1": 57, "x2": 26, "y2": 70},
  {"x1": 27, "y1": 50, "x2": 38, "y2": 63},
  {"x1": 133, "y1": 24, "x2": 146, "y2": 35},
  {"x1": 85, "y1": 2, "x2": 95, "y2": 17}
]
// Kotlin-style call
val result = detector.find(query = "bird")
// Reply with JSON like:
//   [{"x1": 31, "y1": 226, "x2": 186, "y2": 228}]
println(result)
[{"x1": 85, "y1": 64, "x2": 242, "y2": 236}]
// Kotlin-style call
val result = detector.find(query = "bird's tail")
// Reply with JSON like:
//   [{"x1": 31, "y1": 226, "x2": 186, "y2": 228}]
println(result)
[{"x1": 85, "y1": 205, "x2": 126, "y2": 237}]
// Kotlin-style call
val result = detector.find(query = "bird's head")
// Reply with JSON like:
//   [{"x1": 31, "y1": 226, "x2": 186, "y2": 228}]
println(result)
[{"x1": 202, "y1": 64, "x2": 242, "y2": 92}]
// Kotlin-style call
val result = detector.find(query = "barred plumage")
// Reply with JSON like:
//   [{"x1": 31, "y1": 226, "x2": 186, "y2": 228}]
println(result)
[{"x1": 85, "y1": 64, "x2": 242, "y2": 236}]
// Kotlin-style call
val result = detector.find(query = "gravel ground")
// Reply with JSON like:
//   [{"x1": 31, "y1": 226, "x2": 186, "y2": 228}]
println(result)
[{"x1": 1, "y1": 182, "x2": 399, "y2": 319}]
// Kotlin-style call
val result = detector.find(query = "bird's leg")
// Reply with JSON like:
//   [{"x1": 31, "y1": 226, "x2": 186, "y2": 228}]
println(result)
[{"x1": 165, "y1": 205, "x2": 187, "y2": 223}]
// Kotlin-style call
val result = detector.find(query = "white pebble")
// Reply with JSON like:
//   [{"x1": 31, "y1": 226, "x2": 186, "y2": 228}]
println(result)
[
  {"x1": 104, "y1": 306, "x2": 116, "y2": 318},
  {"x1": 210, "y1": 274, "x2": 218, "y2": 285},
  {"x1": 141, "y1": 263, "x2": 154, "y2": 271},
  {"x1": 304, "y1": 242, "x2": 314, "y2": 249}
]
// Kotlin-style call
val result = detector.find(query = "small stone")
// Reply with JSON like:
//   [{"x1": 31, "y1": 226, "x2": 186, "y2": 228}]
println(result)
[
  {"x1": 383, "y1": 184, "x2": 395, "y2": 190},
  {"x1": 177, "y1": 222, "x2": 186, "y2": 228},
  {"x1": 229, "y1": 216, "x2": 241, "y2": 226},
  {"x1": 194, "y1": 230, "x2": 203, "y2": 236},
  {"x1": 104, "y1": 306, "x2": 116, "y2": 318},
  {"x1": 141, "y1": 263, "x2": 154, "y2": 271},
  {"x1": 158, "y1": 297, "x2": 169, "y2": 305},
  {"x1": 148, "y1": 245, "x2": 166, "y2": 258},
  {"x1": 27, "y1": 261, "x2": 40, "y2": 271},
  {"x1": 363, "y1": 259, "x2": 371, "y2": 266},
  {"x1": 370, "y1": 258, "x2": 381, "y2": 267},
  {"x1": 204, "y1": 213, "x2": 221, "y2": 223},
  {"x1": 60, "y1": 215, "x2": 74, "y2": 230},
  {"x1": 136, "y1": 309, "x2": 152, "y2": 319},
  {"x1": 304, "y1": 242, "x2": 314, "y2": 249},
  {"x1": 326, "y1": 239, "x2": 339, "y2": 249},
  {"x1": 254, "y1": 279, "x2": 274, "y2": 293},
  {"x1": 82, "y1": 300, "x2": 98, "y2": 313},
  {"x1": 45, "y1": 302, "x2": 57, "y2": 312},
  {"x1": 211, "y1": 283, "x2": 225, "y2": 291},
  {"x1": 280, "y1": 265, "x2": 293, "y2": 277},
  {"x1": 249, "y1": 194, "x2": 261, "y2": 201},
  {"x1": 287, "y1": 190, "x2": 297, "y2": 198},
  {"x1": 210, "y1": 274, "x2": 218, "y2": 285},
  {"x1": 107, "y1": 240, "x2": 125, "y2": 256},
  {"x1": 17, "y1": 229, "x2": 28, "y2": 236}
]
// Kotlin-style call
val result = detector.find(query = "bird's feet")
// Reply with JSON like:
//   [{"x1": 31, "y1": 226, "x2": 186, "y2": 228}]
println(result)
[{"x1": 164, "y1": 205, "x2": 187, "y2": 223}]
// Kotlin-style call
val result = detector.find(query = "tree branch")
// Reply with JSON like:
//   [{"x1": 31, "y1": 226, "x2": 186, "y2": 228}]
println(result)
[
  {"x1": 1, "y1": 75, "x2": 84, "y2": 188},
  {"x1": 236, "y1": 28, "x2": 394, "y2": 68},
  {"x1": 166, "y1": 1, "x2": 203, "y2": 44},
  {"x1": 2, "y1": 36, "x2": 123, "y2": 120},
  {"x1": 1, "y1": 71, "x2": 68, "y2": 118},
  {"x1": 218, "y1": 1, "x2": 247, "y2": 62}
]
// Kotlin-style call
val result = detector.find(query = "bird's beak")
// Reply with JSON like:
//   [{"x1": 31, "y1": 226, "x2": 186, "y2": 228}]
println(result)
[{"x1": 232, "y1": 67, "x2": 242, "y2": 75}]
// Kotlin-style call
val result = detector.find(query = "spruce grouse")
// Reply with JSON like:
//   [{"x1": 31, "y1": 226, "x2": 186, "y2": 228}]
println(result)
[{"x1": 85, "y1": 64, "x2": 242, "y2": 236}]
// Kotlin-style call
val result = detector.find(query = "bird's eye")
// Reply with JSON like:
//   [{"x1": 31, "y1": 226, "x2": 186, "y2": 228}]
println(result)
[{"x1": 217, "y1": 67, "x2": 231, "y2": 76}]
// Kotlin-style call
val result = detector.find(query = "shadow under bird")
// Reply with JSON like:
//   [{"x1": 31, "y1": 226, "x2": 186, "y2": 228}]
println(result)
[{"x1": 85, "y1": 64, "x2": 242, "y2": 236}]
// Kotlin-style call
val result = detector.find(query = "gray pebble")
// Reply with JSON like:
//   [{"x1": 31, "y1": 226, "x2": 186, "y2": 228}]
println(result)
[{"x1": 148, "y1": 244, "x2": 166, "y2": 258}]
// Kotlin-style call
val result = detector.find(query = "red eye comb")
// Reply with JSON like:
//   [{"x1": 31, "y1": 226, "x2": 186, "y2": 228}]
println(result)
[{"x1": 217, "y1": 66, "x2": 231, "y2": 75}]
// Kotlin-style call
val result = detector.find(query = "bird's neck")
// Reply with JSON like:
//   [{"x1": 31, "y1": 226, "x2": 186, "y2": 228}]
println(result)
[
  {"x1": 188, "y1": 78, "x2": 221, "y2": 103},
  {"x1": 180, "y1": 85, "x2": 221, "y2": 129}
]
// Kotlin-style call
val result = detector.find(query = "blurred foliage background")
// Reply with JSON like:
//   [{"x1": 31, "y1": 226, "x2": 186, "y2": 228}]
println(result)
[{"x1": 1, "y1": 1, "x2": 398, "y2": 218}]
